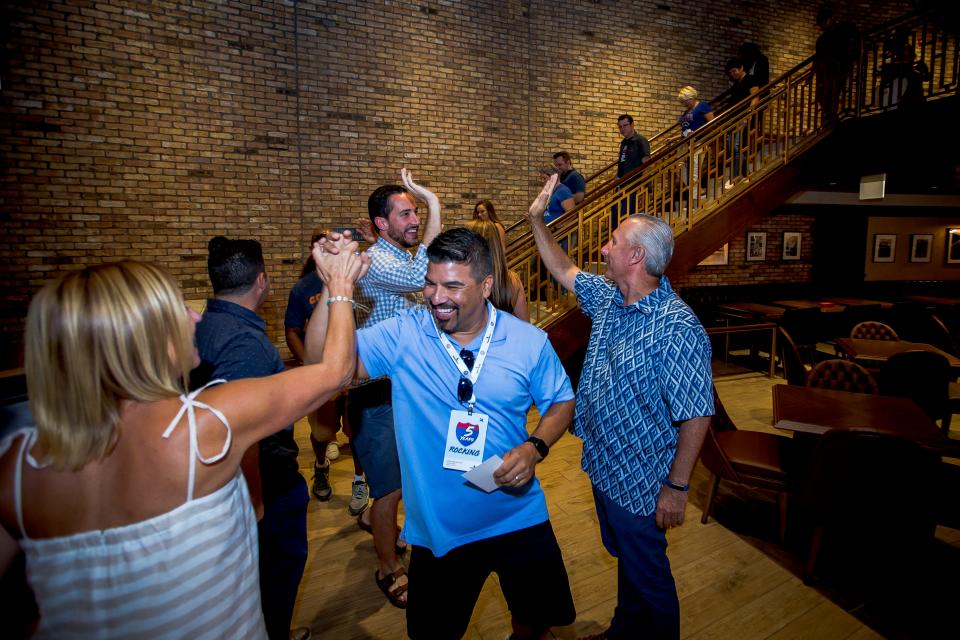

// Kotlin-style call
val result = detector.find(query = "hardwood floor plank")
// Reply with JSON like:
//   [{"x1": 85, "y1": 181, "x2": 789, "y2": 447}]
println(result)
[
  {"x1": 686, "y1": 575, "x2": 826, "y2": 640},
  {"x1": 680, "y1": 546, "x2": 792, "y2": 638},
  {"x1": 767, "y1": 600, "x2": 870, "y2": 640}
]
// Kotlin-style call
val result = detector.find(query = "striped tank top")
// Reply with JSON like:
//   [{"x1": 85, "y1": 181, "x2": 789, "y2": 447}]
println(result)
[{"x1": 5, "y1": 382, "x2": 267, "y2": 639}]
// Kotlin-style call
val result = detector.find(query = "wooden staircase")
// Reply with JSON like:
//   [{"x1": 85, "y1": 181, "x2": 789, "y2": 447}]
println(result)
[{"x1": 503, "y1": 8, "x2": 958, "y2": 357}]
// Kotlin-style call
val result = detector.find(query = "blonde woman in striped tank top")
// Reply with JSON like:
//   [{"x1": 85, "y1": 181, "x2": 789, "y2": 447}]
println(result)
[{"x1": 0, "y1": 238, "x2": 368, "y2": 638}]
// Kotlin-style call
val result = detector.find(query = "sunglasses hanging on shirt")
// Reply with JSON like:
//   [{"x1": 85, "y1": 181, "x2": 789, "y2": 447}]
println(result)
[{"x1": 457, "y1": 349, "x2": 475, "y2": 404}]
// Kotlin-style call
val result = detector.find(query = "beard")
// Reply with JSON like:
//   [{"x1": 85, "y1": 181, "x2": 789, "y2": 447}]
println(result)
[
  {"x1": 429, "y1": 302, "x2": 459, "y2": 333},
  {"x1": 387, "y1": 224, "x2": 419, "y2": 248}
]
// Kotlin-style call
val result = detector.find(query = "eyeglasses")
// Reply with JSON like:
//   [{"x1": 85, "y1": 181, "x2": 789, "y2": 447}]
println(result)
[{"x1": 457, "y1": 349, "x2": 475, "y2": 404}]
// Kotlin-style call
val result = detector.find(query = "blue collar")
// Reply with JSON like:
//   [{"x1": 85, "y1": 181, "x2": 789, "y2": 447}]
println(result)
[
  {"x1": 418, "y1": 304, "x2": 507, "y2": 349},
  {"x1": 613, "y1": 275, "x2": 674, "y2": 315},
  {"x1": 204, "y1": 298, "x2": 265, "y2": 331}
]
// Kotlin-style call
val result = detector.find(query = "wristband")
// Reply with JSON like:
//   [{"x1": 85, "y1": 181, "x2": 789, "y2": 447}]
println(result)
[
  {"x1": 326, "y1": 295, "x2": 356, "y2": 308},
  {"x1": 662, "y1": 478, "x2": 689, "y2": 492},
  {"x1": 525, "y1": 436, "x2": 549, "y2": 460}
]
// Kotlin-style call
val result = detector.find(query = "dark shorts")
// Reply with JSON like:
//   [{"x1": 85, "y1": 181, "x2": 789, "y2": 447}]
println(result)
[
  {"x1": 406, "y1": 521, "x2": 576, "y2": 640},
  {"x1": 347, "y1": 380, "x2": 401, "y2": 499}
]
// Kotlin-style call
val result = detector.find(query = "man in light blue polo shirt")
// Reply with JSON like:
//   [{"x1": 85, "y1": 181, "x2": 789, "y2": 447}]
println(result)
[{"x1": 306, "y1": 227, "x2": 577, "y2": 640}]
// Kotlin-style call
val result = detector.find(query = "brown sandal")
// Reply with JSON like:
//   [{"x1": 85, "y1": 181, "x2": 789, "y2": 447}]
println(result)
[{"x1": 375, "y1": 566, "x2": 408, "y2": 609}]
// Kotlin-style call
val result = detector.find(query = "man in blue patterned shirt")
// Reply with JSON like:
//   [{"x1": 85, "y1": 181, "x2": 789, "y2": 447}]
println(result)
[
  {"x1": 344, "y1": 168, "x2": 441, "y2": 608},
  {"x1": 528, "y1": 175, "x2": 714, "y2": 640}
]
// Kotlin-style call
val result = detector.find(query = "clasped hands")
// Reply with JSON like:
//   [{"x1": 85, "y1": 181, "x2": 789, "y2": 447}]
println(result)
[{"x1": 312, "y1": 231, "x2": 370, "y2": 287}]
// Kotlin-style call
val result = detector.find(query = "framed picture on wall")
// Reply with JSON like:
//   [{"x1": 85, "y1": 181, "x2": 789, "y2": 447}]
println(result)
[
  {"x1": 948, "y1": 228, "x2": 960, "y2": 264},
  {"x1": 698, "y1": 243, "x2": 729, "y2": 266},
  {"x1": 873, "y1": 234, "x2": 896, "y2": 263},
  {"x1": 909, "y1": 234, "x2": 933, "y2": 262},
  {"x1": 746, "y1": 232, "x2": 766, "y2": 262},
  {"x1": 782, "y1": 232, "x2": 801, "y2": 261}
]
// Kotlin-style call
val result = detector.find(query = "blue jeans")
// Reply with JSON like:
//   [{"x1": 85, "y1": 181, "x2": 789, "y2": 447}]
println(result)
[
  {"x1": 259, "y1": 475, "x2": 309, "y2": 640},
  {"x1": 593, "y1": 485, "x2": 679, "y2": 640}
]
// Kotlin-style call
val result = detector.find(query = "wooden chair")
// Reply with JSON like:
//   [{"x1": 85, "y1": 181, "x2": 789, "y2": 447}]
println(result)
[
  {"x1": 779, "y1": 307, "x2": 822, "y2": 365},
  {"x1": 806, "y1": 359, "x2": 879, "y2": 395},
  {"x1": 850, "y1": 320, "x2": 899, "y2": 341},
  {"x1": 700, "y1": 387, "x2": 793, "y2": 543},
  {"x1": 879, "y1": 350, "x2": 951, "y2": 433},
  {"x1": 797, "y1": 429, "x2": 938, "y2": 583},
  {"x1": 777, "y1": 326, "x2": 809, "y2": 386},
  {"x1": 928, "y1": 314, "x2": 960, "y2": 357}
]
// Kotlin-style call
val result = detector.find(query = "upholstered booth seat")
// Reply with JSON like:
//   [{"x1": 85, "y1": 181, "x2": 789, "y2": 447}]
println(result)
[
  {"x1": 806, "y1": 359, "x2": 879, "y2": 395},
  {"x1": 851, "y1": 321, "x2": 899, "y2": 341}
]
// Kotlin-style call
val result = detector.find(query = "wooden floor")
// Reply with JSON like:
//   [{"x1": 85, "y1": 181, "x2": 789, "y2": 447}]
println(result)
[{"x1": 290, "y1": 370, "x2": 959, "y2": 639}]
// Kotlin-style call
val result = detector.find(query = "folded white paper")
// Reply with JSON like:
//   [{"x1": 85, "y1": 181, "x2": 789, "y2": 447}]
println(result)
[{"x1": 462, "y1": 455, "x2": 503, "y2": 493}]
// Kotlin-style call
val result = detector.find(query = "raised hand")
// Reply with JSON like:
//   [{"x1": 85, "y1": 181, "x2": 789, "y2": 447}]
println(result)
[
  {"x1": 352, "y1": 217, "x2": 376, "y2": 243},
  {"x1": 528, "y1": 173, "x2": 558, "y2": 222},
  {"x1": 400, "y1": 168, "x2": 439, "y2": 209}
]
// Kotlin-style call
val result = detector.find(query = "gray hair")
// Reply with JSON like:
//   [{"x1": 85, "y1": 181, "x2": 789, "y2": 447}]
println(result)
[
  {"x1": 625, "y1": 214, "x2": 674, "y2": 277},
  {"x1": 539, "y1": 166, "x2": 559, "y2": 176}
]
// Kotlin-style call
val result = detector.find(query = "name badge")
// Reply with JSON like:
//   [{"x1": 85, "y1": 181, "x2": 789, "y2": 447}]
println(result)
[{"x1": 442, "y1": 409, "x2": 489, "y2": 471}]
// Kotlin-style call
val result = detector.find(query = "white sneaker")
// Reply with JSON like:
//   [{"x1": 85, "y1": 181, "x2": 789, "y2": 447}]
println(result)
[
  {"x1": 325, "y1": 441, "x2": 340, "y2": 461},
  {"x1": 724, "y1": 180, "x2": 735, "y2": 190},
  {"x1": 348, "y1": 479, "x2": 370, "y2": 516}
]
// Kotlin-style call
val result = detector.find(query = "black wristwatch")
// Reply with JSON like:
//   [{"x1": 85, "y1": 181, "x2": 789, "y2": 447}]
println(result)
[{"x1": 525, "y1": 436, "x2": 549, "y2": 460}]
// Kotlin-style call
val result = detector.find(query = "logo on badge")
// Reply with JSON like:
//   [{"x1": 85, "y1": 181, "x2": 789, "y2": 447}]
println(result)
[{"x1": 456, "y1": 421, "x2": 480, "y2": 446}]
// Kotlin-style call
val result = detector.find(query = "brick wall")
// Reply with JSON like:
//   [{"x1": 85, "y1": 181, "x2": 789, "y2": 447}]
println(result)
[
  {"x1": 671, "y1": 213, "x2": 815, "y2": 289},
  {"x1": 0, "y1": 0, "x2": 914, "y2": 365}
]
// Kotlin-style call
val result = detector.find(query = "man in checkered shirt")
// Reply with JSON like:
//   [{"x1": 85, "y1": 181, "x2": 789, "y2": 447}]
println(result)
[
  {"x1": 347, "y1": 168, "x2": 442, "y2": 608},
  {"x1": 527, "y1": 175, "x2": 714, "y2": 640}
]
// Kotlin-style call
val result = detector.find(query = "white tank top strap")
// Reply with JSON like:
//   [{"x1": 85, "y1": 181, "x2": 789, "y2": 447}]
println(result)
[
  {"x1": 162, "y1": 379, "x2": 232, "y2": 502},
  {"x1": 3, "y1": 427, "x2": 45, "y2": 541}
]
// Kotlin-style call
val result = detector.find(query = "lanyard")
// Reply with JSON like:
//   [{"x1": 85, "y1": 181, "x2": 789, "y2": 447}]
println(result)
[{"x1": 434, "y1": 302, "x2": 497, "y2": 412}]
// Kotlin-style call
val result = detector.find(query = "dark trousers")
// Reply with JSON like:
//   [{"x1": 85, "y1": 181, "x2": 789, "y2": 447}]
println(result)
[
  {"x1": 259, "y1": 475, "x2": 309, "y2": 640},
  {"x1": 593, "y1": 485, "x2": 679, "y2": 640}
]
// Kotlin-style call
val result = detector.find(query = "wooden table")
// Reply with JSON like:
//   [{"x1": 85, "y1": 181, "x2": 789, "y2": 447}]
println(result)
[
  {"x1": 773, "y1": 299, "x2": 845, "y2": 313},
  {"x1": 905, "y1": 295, "x2": 960, "y2": 308},
  {"x1": 714, "y1": 302, "x2": 786, "y2": 321},
  {"x1": 821, "y1": 296, "x2": 894, "y2": 310},
  {"x1": 772, "y1": 384, "x2": 952, "y2": 451},
  {"x1": 834, "y1": 337, "x2": 960, "y2": 374}
]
